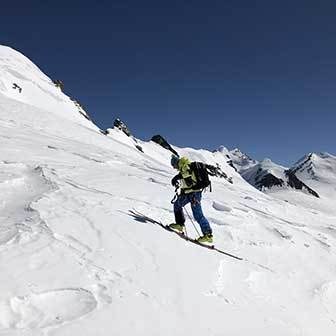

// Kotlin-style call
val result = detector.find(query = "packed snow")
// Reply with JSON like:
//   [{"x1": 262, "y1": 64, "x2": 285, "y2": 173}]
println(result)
[{"x1": 1, "y1": 45, "x2": 336, "y2": 335}]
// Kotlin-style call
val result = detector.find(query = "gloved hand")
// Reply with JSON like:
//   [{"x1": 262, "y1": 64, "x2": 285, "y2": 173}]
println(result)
[{"x1": 171, "y1": 174, "x2": 180, "y2": 187}]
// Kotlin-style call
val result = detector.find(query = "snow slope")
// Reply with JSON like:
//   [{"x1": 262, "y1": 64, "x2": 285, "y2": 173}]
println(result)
[
  {"x1": 0, "y1": 45, "x2": 95, "y2": 128},
  {"x1": 1, "y1": 45, "x2": 336, "y2": 336}
]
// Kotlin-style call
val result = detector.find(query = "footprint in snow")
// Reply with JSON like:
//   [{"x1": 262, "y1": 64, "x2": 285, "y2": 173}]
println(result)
[{"x1": 0, "y1": 288, "x2": 97, "y2": 329}]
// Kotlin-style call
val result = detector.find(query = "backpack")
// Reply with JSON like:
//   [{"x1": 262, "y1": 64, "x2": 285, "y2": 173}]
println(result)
[{"x1": 190, "y1": 162, "x2": 212, "y2": 191}]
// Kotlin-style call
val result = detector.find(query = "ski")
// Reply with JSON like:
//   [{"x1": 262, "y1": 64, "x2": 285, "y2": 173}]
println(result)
[{"x1": 129, "y1": 210, "x2": 243, "y2": 261}]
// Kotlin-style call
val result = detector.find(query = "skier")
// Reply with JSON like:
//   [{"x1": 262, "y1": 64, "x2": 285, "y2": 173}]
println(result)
[{"x1": 169, "y1": 155, "x2": 213, "y2": 243}]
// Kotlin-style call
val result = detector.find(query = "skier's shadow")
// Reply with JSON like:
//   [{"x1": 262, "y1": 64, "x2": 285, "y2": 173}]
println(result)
[
  {"x1": 128, "y1": 210, "x2": 147, "y2": 223},
  {"x1": 127, "y1": 210, "x2": 160, "y2": 225}
]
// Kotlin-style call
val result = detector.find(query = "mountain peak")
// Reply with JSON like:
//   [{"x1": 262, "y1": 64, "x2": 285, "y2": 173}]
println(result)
[
  {"x1": 0, "y1": 44, "x2": 96, "y2": 130},
  {"x1": 217, "y1": 145, "x2": 229, "y2": 154},
  {"x1": 228, "y1": 148, "x2": 258, "y2": 172}
]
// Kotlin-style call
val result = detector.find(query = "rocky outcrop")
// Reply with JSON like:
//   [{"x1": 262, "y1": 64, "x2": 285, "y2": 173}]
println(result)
[
  {"x1": 71, "y1": 99, "x2": 92, "y2": 121},
  {"x1": 53, "y1": 80, "x2": 64, "y2": 91},
  {"x1": 114, "y1": 118, "x2": 131, "y2": 137},
  {"x1": 105, "y1": 118, "x2": 143, "y2": 153}
]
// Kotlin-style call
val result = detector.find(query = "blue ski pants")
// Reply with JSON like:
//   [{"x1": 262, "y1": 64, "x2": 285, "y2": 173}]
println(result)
[{"x1": 173, "y1": 191, "x2": 212, "y2": 235}]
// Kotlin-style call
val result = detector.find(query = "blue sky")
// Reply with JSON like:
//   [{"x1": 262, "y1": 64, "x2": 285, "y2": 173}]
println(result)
[{"x1": 1, "y1": 0, "x2": 335, "y2": 165}]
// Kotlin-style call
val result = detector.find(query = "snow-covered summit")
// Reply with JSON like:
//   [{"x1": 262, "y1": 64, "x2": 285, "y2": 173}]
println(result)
[
  {"x1": 0, "y1": 45, "x2": 95, "y2": 128},
  {"x1": 228, "y1": 147, "x2": 258, "y2": 172},
  {"x1": 216, "y1": 145, "x2": 230, "y2": 156}
]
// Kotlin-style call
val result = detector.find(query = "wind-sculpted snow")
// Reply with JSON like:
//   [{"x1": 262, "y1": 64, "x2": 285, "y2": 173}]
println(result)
[
  {"x1": 0, "y1": 288, "x2": 97, "y2": 329},
  {"x1": 1, "y1": 45, "x2": 336, "y2": 335},
  {"x1": 0, "y1": 162, "x2": 54, "y2": 246}
]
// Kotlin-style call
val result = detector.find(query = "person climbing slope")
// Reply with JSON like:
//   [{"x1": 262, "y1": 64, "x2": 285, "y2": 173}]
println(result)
[{"x1": 169, "y1": 155, "x2": 213, "y2": 243}]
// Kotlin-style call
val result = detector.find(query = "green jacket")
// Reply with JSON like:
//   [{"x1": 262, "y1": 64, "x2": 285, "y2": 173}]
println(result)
[{"x1": 174, "y1": 157, "x2": 202, "y2": 194}]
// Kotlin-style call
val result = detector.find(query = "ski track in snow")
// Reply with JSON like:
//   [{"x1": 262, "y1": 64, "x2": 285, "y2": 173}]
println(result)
[{"x1": 2, "y1": 45, "x2": 336, "y2": 335}]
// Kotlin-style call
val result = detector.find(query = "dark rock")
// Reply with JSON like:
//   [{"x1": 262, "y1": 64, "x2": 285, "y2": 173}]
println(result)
[
  {"x1": 53, "y1": 80, "x2": 64, "y2": 91},
  {"x1": 285, "y1": 170, "x2": 319, "y2": 198},
  {"x1": 256, "y1": 173, "x2": 284, "y2": 189},
  {"x1": 226, "y1": 159, "x2": 237, "y2": 172},
  {"x1": 135, "y1": 144, "x2": 144, "y2": 153},
  {"x1": 114, "y1": 118, "x2": 131, "y2": 136},
  {"x1": 73, "y1": 100, "x2": 92, "y2": 121}
]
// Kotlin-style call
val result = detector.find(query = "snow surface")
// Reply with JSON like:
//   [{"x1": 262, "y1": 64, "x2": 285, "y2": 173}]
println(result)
[{"x1": 1, "y1": 45, "x2": 336, "y2": 335}]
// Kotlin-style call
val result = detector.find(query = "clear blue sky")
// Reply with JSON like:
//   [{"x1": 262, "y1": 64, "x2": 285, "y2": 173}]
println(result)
[{"x1": 1, "y1": 0, "x2": 335, "y2": 165}]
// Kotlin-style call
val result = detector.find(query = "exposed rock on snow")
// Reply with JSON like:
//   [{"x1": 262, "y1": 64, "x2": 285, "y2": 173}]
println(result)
[{"x1": 106, "y1": 119, "x2": 144, "y2": 153}]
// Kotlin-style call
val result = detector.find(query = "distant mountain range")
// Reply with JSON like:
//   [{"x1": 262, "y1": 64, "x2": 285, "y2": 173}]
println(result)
[{"x1": 220, "y1": 148, "x2": 336, "y2": 199}]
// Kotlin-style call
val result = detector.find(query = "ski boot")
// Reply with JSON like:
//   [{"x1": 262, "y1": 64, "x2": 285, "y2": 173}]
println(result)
[
  {"x1": 168, "y1": 223, "x2": 184, "y2": 233},
  {"x1": 197, "y1": 233, "x2": 213, "y2": 244}
]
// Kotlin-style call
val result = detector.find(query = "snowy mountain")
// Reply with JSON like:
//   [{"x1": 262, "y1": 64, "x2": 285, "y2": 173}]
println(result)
[
  {"x1": 1, "y1": 45, "x2": 336, "y2": 336},
  {"x1": 290, "y1": 152, "x2": 336, "y2": 198},
  {"x1": 242, "y1": 158, "x2": 319, "y2": 198},
  {"x1": 228, "y1": 147, "x2": 259, "y2": 172},
  {"x1": 242, "y1": 158, "x2": 288, "y2": 188}
]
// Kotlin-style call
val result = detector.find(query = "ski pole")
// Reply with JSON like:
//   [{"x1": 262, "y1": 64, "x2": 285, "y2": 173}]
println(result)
[{"x1": 184, "y1": 206, "x2": 201, "y2": 237}]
